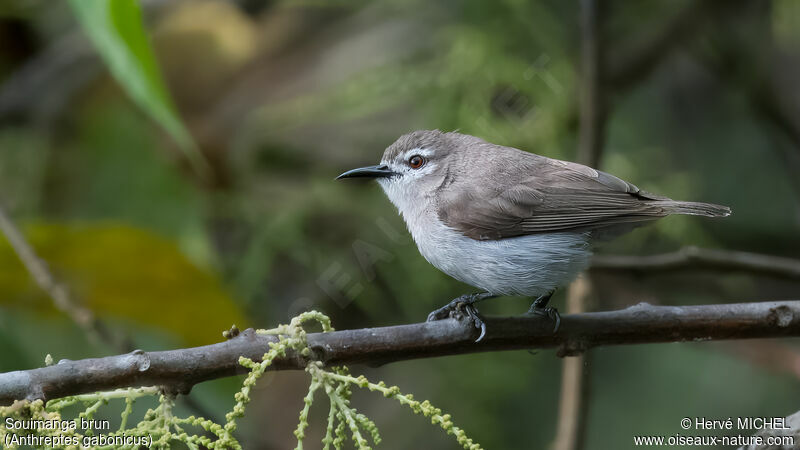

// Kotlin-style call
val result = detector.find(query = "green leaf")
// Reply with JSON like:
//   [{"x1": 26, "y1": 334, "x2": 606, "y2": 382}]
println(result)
[
  {"x1": 67, "y1": 0, "x2": 209, "y2": 178},
  {"x1": 0, "y1": 223, "x2": 248, "y2": 346}
]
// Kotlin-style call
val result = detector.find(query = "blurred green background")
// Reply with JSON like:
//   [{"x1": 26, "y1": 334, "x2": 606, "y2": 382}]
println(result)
[{"x1": 1, "y1": 0, "x2": 799, "y2": 448}]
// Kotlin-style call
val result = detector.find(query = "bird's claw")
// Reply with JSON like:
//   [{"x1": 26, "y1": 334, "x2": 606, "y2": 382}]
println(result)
[
  {"x1": 527, "y1": 306, "x2": 561, "y2": 333},
  {"x1": 463, "y1": 303, "x2": 487, "y2": 342},
  {"x1": 427, "y1": 294, "x2": 488, "y2": 342}
]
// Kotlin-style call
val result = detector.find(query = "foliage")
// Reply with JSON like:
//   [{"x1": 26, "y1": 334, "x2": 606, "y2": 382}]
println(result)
[
  {"x1": 0, "y1": 312, "x2": 480, "y2": 449},
  {"x1": 67, "y1": 0, "x2": 209, "y2": 178},
  {"x1": 0, "y1": 223, "x2": 246, "y2": 346},
  {"x1": 2, "y1": 0, "x2": 800, "y2": 448}
]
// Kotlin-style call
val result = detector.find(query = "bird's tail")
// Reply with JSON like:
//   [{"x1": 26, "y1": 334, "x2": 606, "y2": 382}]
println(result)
[{"x1": 660, "y1": 200, "x2": 731, "y2": 218}]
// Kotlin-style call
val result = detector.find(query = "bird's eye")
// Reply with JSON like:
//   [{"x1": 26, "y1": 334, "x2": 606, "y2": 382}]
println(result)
[{"x1": 408, "y1": 155, "x2": 425, "y2": 169}]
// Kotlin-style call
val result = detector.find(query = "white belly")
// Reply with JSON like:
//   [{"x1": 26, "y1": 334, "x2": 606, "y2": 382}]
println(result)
[{"x1": 408, "y1": 214, "x2": 592, "y2": 297}]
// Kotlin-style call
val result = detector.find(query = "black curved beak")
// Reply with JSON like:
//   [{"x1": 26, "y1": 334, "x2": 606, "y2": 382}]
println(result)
[{"x1": 336, "y1": 164, "x2": 396, "y2": 180}]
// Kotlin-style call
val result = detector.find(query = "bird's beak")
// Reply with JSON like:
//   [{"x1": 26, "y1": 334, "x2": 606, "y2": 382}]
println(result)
[{"x1": 336, "y1": 164, "x2": 396, "y2": 180}]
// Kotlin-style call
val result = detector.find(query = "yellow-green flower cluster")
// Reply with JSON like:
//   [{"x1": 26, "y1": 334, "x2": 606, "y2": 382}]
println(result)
[{"x1": 0, "y1": 311, "x2": 482, "y2": 450}]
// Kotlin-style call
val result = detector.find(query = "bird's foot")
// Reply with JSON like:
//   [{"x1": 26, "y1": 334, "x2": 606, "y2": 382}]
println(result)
[
  {"x1": 427, "y1": 293, "x2": 494, "y2": 342},
  {"x1": 526, "y1": 304, "x2": 561, "y2": 333}
]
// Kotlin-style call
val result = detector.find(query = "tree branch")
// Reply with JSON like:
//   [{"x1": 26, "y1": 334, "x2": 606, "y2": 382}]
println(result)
[
  {"x1": 0, "y1": 203, "x2": 220, "y2": 422},
  {"x1": 0, "y1": 203, "x2": 119, "y2": 348},
  {"x1": 591, "y1": 247, "x2": 800, "y2": 280},
  {"x1": 1, "y1": 300, "x2": 798, "y2": 405},
  {"x1": 575, "y1": 0, "x2": 605, "y2": 168},
  {"x1": 553, "y1": 276, "x2": 595, "y2": 450},
  {"x1": 555, "y1": 0, "x2": 606, "y2": 448},
  {"x1": 604, "y1": 0, "x2": 720, "y2": 89}
]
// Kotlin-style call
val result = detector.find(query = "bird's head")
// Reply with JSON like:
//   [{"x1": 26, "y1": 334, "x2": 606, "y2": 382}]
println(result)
[{"x1": 336, "y1": 130, "x2": 460, "y2": 213}]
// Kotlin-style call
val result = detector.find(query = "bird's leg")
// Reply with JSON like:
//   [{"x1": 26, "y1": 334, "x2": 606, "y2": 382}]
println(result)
[
  {"x1": 427, "y1": 292, "x2": 496, "y2": 342},
  {"x1": 526, "y1": 290, "x2": 560, "y2": 333},
  {"x1": 426, "y1": 292, "x2": 495, "y2": 322}
]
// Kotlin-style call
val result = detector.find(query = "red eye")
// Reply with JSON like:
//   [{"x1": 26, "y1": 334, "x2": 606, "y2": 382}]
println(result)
[{"x1": 408, "y1": 155, "x2": 424, "y2": 169}]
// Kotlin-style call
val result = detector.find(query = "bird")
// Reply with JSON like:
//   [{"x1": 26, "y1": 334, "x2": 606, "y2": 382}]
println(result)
[{"x1": 336, "y1": 130, "x2": 731, "y2": 341}]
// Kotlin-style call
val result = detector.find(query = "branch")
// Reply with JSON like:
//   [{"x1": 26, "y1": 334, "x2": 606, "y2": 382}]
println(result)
[
  {"x1": 687, "y1": 5, "x2": 800, "y2": 196},
  {"x1": 0, "y1": 203, "x2": 223, "y2": 422},
  {"x1": 604, "y1": 0, "x2": 720, "y2": 89},
  {"x1": 575, "y1": 0, "x2": 605, "y2": 168},
  {"x1": 559, "y1": 0, "x2": 719, "y2": 129},
  {"x1": 1, "y1": 300, "x2": 798, "y2": 405},
  {"x1": 591, "y1": 247, "x2": 800, "y2": 280},
  {"x1": 555, "y1": 1, "x2": 606, "y2": 448},
  {"x1": 0, "y1": 203, "x2": 119, "y2": 348},
  {"x1": 553, "y1": 276, "x2": 595, "y2": 450}
]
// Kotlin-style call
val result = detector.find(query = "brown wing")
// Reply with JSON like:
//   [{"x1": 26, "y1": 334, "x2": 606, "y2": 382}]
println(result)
[{"x1": 437, "y1": 151, "x2": 678, "y2": 241}]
